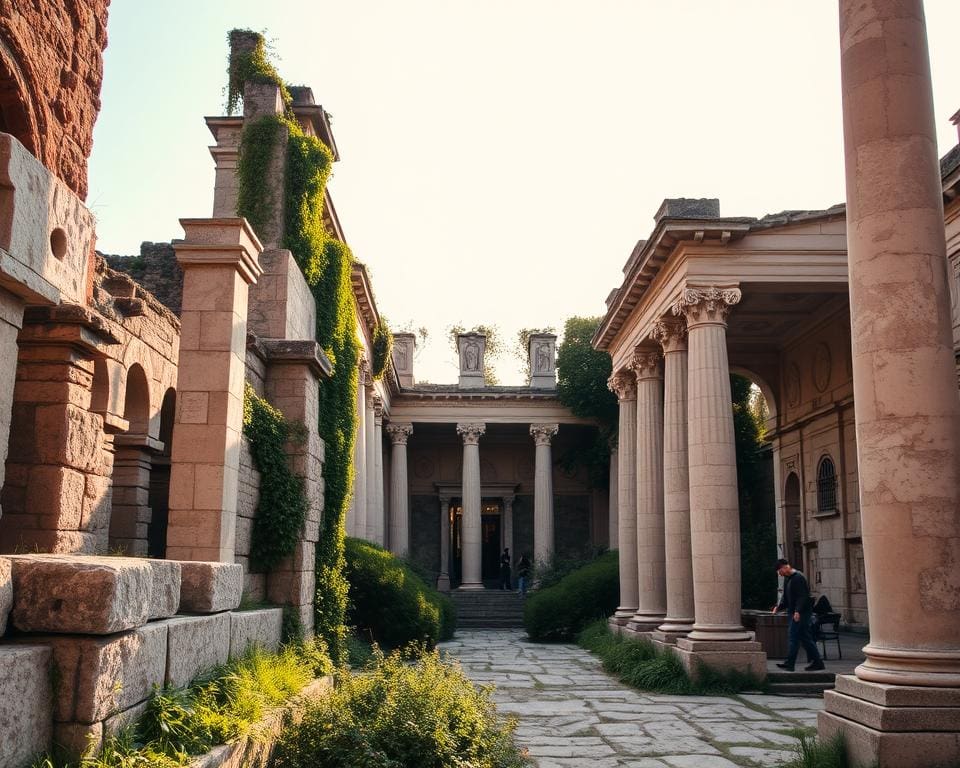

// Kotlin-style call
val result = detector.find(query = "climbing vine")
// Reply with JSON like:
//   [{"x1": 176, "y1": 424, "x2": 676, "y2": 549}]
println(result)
[
  {"x1": 371, "y1": 321, "x2": 393, "y2": 380},
  {"x1": 242, "y1": 383, "x2": 308, "y2": 571},
  {"x1": 233, "y1": 31, "x2": 357, "y2": 664},
  {"x1": 226, "y1": 29, "x2": 292, "y2": 116}
]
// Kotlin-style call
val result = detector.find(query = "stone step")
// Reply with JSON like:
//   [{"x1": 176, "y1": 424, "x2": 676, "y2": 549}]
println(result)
[
  {"x1": 767, "y1": 669, "x2": 835, "y2": 696},
  {"x1": 450, "y1": 591, "x2": 527, "y2": 628},
  {"x1": 767, "y1": 681, "x2": 834, "y2": 696}
]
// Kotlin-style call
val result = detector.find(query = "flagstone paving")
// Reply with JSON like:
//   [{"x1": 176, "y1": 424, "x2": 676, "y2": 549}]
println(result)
[{"x1": 440, "y1": 629, "x2": 823, "y2": 768}]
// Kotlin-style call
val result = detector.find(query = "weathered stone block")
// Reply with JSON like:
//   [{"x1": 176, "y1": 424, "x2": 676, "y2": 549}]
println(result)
[
  {"x1": 26, "y1": 464, "x2": 86, "y2": 529},
  {"x1": 179, "y1": 562, "x2": 243, "y2": 613},
  {"x1": 0, "y1": 557, "x2": 10, "y2": 635},
  {"x1": 147, "y1": 560, "x2": 182, "y2": 619},
  {"x1": 230, "y1": 608, "x2": 283, "y2": 659},
  {"x1": 37, "y1": 622, "x2": 167, "y2": 723},
  {"x1": 35, "y1": 403, "x2": 104, "y2": 474},
  {"x1": 0, "y1": 645, "x2": 52, "y2": 767},
  {"x1": 9, "y1": 554, "x2": 153, "y2": 634},
  {"x1": 163, "y1": 613, "x2": 231, "y2": 688}
]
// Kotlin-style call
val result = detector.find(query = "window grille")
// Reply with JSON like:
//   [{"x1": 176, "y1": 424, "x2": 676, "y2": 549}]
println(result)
[{"x1": 817, "y1": 456, "x2": 837, "y2": 514}]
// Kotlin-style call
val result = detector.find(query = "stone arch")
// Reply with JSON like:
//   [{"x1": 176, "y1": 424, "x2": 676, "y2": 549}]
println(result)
[
  {"x1": 122, "y1": 363, "x2": 150, "y2": 435},
  {"x1": 0, "y1": 33, "x2": 41, "y2": 158},
  {"x1": 784, "y1": 471, "x2": 803, "y2": 572},
  {"x1": 729, "y1": 365, "x2": 777, "y2": 434},
  {"x1": 90, "y1": 357, "x2": 110, "y2": 415}
]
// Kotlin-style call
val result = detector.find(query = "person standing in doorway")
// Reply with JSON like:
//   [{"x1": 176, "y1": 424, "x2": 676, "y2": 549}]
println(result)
[
  {"x1": 772, "y1": 557, "x2": 825, "y2": 671},
  {"x1": 499, "y1": 547, "x2": 512, "y2": 590},
  {"x1": 517, "y1": 553, "x2": 532, "y2": 597}
]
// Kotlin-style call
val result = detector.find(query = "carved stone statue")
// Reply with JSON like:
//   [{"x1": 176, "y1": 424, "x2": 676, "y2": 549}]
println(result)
[
  {"x1": 463, "y1": 341, "x2": 479, "y2": 372},
  {"x1": 535, "y1": 342, "x2": 550, "y2": 372}
]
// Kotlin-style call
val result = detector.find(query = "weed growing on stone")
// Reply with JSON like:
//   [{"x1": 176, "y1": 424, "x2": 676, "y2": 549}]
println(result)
[
  {"x1": 780, "y1": 733, "x2": 851, "y2": 768},
  {"x1": 271, "y1": 646, "x2": 529, "y2": 768},
  {"x1": 576, "y1": 619, "x2": 767, "y2": 696}
]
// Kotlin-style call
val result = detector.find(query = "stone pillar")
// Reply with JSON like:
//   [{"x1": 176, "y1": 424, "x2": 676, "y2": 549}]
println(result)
[
  {"x1": 372, "y1": 396, "x2": 385, "y2": 547},
  {"x1": 502, "y1": 495, "x2": 515, "y2": 559},
  {"x1": 817, "y1": 4, "x2": 960, "y2": 765},
  {"x1": 651, "y1": 318, "x2": 695, "y2": 642},
  {"x1": 109, "y1": 439, "x2": 162, "y2": 556},
  {"x1": 608, "y1": 370, "x2": 639, "y2": 625},
  {"x1": 0, "y1": 289, "x2": 24, "y2": 518},
  {"x1": 351, "y1": 363, "x2": 368, "y2": 542},
  {"x1": 627, "y1": 350, "x2": 666, "y2": 634},
  {"x1": 672, "y1": 285, "x2": 765, "y2": 676},
  {"x1": 530, "y1": 424, "x2": 559, "y2": 565},
  {"x1": 608, "y1": 445, "x2": 619, "y2": 550},
  {"x1": 167, "y1": 218, "x2": 263, "y2": 563},
  {"x1": 385, "y1": 423, "x2": 412, "y2": 557},
  {"x1": 457, "y1": 422, "x2": 485, "y2": 589},
  {"x1": 364, "y1": 384, "x2": 377, "y2": 542},
  {"x1": 437, "y1": 494, "x2": 451, "y2": 591}
]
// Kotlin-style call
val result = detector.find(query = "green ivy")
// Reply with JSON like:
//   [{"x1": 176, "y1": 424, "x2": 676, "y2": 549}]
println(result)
[
  {"x1": 234, "y1": 31, "x2": 357, "y2": 665},
  {"x1": 242, "y1": 383, "x2": 308, "y2": 571},
  {"x1": 371, "y1": 321, "x2": 393, "y2": 380},
  {"x1": 235, "y1": 114, "x2": 286, "y2": 240},
  {"x1": 226, "y1": 29, "x2": 292, "y2": 116}
]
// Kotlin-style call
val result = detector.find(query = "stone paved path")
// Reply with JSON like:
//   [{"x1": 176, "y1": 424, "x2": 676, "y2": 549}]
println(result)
[{"x1": 440, "y1": 629, "x2": 823, "y2": 768}]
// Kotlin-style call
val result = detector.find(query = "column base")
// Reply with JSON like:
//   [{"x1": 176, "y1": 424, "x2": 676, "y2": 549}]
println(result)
[
  {"x1": 650, "y1": 628, "x2": 691, "y2": 646},
  {"x1": 436, "y1": 574, "x2": 451, "y2": 592},
  {"x1": 625, "y1": 614, "x2": 664, "y2": 636},
  {"x1": 457, "y1": 581, "x2": 484, "y2": 591},
  {"x1": 610, "y1": 607, "x2": 638, "y2": 627},
  {"x1": 672, "y1": 637, "x2": 767, "y2": 681},
  {"x1": 819, "y1": 675, "x2": 960, "y2": 768}
]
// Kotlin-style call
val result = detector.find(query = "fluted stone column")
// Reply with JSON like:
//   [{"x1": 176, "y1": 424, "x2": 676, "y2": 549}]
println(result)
[
  {"x1": 530, "y1": 424, "x2": 559, "y2": 565},
  {"x1": 672, "y1": 285, "x2": 764, "y2": 677},
  {"x1": 372, "y1": 397, "x2": 385, "y2": 546},
  {"x1": 386, "y1": 422, "x2": 412, "y2": 557},
  {"x1": 627, "y1": 350, "x2": 666, "y2": 633},
  {"x1": 652, "y1": 317, "x2": 695, "y2": 642},
  {"x1": 608, "y1": 370, "x2": 639, "y2": 625},
  {"x1": 437, "y1": 494, "x2": 451, "y2": 591},
  {"x1": 818, "y1": 4, "x2": 960, "y2": 764},
  {"x1": 364, "y1": 386, "x2": 377, "y2": 542},
  {"x1": 608, "y1": 445, "x2": 619, "y2": 550},
  {"x1": 352, "y1": 363, "x2": 369, "y2": 541},
  {"x1": 457, "y1": 423, "x2": 485, "y2": 589}
]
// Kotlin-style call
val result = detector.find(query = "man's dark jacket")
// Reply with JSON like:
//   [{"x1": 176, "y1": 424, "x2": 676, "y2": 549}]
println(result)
[{"x1": 778, "y1": 570, "x2": 814, "y2": 614}]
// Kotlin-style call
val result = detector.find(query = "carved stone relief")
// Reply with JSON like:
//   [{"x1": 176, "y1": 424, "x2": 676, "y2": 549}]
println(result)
[
  {"x1": 786, "y1": 362, "x2": 801, "y2": 408},
  {"x1": 813, "y1": 342, "x2": 832, "y2": 393}
]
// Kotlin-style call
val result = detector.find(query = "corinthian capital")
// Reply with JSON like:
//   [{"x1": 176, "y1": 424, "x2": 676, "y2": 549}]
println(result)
[
  {"x1": 630, "y1": 348, "x2": 662, "y2": 381},
  {"x1": 385, "y1": 422, "x2": 413, "y2": 445},
  {"x1": 607, "y1": 369, "x2": 637, "y2": 401},
  {"x1": 672, "y1": 284, "x2": 741, "y2": 327},
  {"x1": 456, "y1": 422, "x2": 486, "y2": 445},
  {"x1": 530, "y1": 423, "x2": 559, "y2": 446},
  {"x1": 650, "y1": 316, "x2": 687, "y2": 354}
]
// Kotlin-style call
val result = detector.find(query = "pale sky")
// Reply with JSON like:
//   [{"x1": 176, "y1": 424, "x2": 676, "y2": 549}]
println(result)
[{"x1": 88, "y1": 1, "x2": 960, "y2": 385}]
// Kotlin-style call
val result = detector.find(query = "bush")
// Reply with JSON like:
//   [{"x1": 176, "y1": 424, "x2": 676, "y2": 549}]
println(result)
[
  {"x1": 577, "y1": 619, "x2": 766, "y2": 696},
  {"x1": 781, "y1": 732, "x2": 850, "y2": 768},
  {"x1": 344, "y1": 538, "x2": 456, "y2": 649},
  {"x1": 270, "y1": 648, "x2": 527, "y2": 768},
  {"x1": 524, "y1": 551, "x2": 619, "y2": 641}
]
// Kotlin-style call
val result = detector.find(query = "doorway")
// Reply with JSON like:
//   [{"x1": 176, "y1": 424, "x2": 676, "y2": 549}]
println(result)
[{"x1": 481, "y1": 501, "x2": 502, "y2": 584}]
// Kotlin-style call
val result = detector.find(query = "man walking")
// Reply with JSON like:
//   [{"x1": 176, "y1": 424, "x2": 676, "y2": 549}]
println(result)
[{"x1": 772, "y1": 557, "x2": 825, "y2": 671}]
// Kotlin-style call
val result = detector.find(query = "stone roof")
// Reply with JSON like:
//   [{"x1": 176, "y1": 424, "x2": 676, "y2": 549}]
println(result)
[{"x1": 941, "y1": 143, "x2": 960, "y2": 179}]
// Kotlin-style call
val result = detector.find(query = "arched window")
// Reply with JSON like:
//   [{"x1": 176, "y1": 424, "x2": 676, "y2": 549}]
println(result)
[{"x1": 817, "y1": 456, "x2": 837, "y2": 514}]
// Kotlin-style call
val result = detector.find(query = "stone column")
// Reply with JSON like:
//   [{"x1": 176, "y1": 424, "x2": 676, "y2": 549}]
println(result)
[
  {"x1": 372, "y1": 396, "x2": 385, "y2": 547},
  {"x1": 608, "y1": 445, "x2": 619, "y2": 550},
  {"x1": 651, "y1": 317, "x2": 695, "y2": 642},
  {"x1": 818, "y1": 4, "x2": 960, "y2": 765},
  {"x1": 457, "y1": 422, "x2": 485, "y2": 589},
  {"x1": 167, "y1": 218, "x2": 263, "y2": 563},
  {"x1": 386, "y1": 422, "x2": 413, "y2": 558},
  {"x1": 530, "y1": 424, "x2": 559, "y2": 566},
  {"x1": 351, "y1": 364, "x2": 369, "y2": 542},
  {"x1": 608, "y1": 370, "x2": 639, "y2": 625},
  {"x1": 672, "y1": 285, "x2": 764, "y2": 676},
  {"x1": 364, "y1": 383, "x2": 377, "y2": 542},
  {"x1": 627, "y1": 350, "x2": 666, "y2": 633},
  {"x1": 502, "y1": 495, "x2": 515, "y2": 559},
  {"x1": 437, "y1": 494, "x2": 451, "y2": 591}
]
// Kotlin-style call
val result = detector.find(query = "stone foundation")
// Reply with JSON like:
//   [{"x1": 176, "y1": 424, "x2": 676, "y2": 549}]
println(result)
[
  {"x1": 671, "y1": 637, "x2": 767, "y2": 681},
  {"x1": 0, "y1": 645, "x2": 52, "y2": 768}
]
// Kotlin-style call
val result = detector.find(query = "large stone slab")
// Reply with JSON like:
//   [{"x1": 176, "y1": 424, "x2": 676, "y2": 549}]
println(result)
[
  {"x1": 147, "y1": 559, "x2": 182, "y2": 619},
  {"x1": 179, "y1": 562, "x2": 243, "y2": 613},
  {"x1": 38, "y1": 622, "x2": 167, "y2": 723},
  {"x1": 0, "y1": 645, "x2": 52, "y2": 767},
  {"x1": 163, "y1": 612, "x2": 231, "y2": 688},
  {"x1": 8, "y1": 554, "x2": 153, "y2": 634},
  {"x1": 0, "y1": 557, "x2": 10, "y2": 636},
  {"x1": 229, "y1": 608, "x2": 283, "y2": 659}
]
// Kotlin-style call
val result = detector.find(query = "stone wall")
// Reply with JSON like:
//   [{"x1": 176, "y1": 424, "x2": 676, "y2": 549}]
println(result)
[
  {"x1": 0, "y1": 0, "x2": 110, "y2": 200},
  {"x1": 104, "y1": 243, "x2": 184, "y2": 317}
]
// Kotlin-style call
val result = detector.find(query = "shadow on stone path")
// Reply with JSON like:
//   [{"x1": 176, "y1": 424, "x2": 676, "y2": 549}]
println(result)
[{"x1": 440, "y1": 629, "x2": 823, "y2": 768}]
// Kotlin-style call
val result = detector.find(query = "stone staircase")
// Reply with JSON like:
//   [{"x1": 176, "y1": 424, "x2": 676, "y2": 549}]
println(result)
[
  {"x1": 766, "y1": 669, "x2": 836, "y2": 696},
  {"x1": 450, "y1": 589, "x2": 526, "y2": 628}
]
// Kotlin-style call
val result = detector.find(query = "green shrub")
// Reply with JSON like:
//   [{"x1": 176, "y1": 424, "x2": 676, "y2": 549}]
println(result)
[
  {"x1": 781, "y1": 733, "x2": 851, "y2": 768},
  {"x1": 576, "y1": 619, "x2": 766, "y2": 696},
  {"x1": 270, "y1": 648, "x2": 527, "y2": 768},
  {"x1": 345, "y1": 538, "x2": 456, "y2": 649},
  {"x1": 524, "y1": 551, "x2": 619, "y2": 641}
]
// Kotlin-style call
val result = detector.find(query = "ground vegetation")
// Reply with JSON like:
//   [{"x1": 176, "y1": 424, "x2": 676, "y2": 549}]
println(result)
[{"x1": 524, "y1": 551, "x2": 618, "y2": 641}]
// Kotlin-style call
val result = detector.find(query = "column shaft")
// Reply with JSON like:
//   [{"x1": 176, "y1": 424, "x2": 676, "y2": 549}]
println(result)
[
  {"x1": 629, "y1": 352, "x2": 666, "y2": 631},
  {"x1": 457, "y1": 423, "x2": 485, "y2": 589},
  {"x1": 437, "y1": 496, "x2": 451, "y2": 591},
  {"x1": 608, "y1": 371, "x2": 638, "y2": 623},
  {"x1": 364, "y1": 389, "x2": 378, "y2": 542},
  {"x1": 608, "y1": 446, "x2": 619, "y2": 550},
  {"x1": 373, "y1": 399, "x2": 385, "y2": 547},
  {"x1": 386, "y1": 423, "x2": 412, "y2": 557},
  {"x1": 352, "y1": 372, "x2": 368, "y2": 542},
  {"x1": 531, "y1": 424, "x2": 558, "y2": 565}
]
